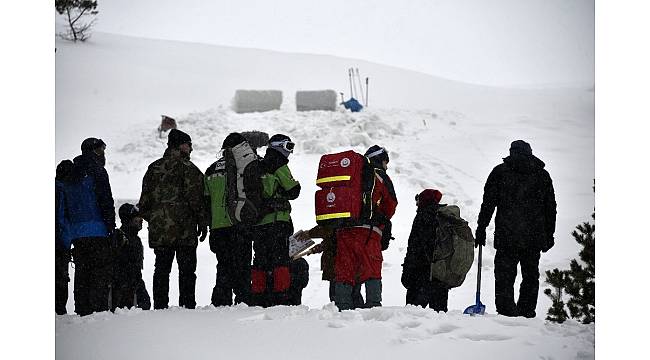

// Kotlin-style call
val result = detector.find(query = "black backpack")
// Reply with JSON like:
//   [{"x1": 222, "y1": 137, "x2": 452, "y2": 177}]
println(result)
[{"x1": 223, "y1": 141, "x2": 267, "y2": 226}]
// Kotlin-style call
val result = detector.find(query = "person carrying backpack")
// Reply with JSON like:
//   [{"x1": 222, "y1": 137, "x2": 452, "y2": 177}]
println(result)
[
  {"x1": 59, "y1": 142, "x2": 114, "y2": 316},
  {"x1": 111, "y1": 203, "x2": 150, "y2": 311},
  {"x1": 250, "y1": 134, "x2": 301, "y2": 307},
  {"x1": 333, "y1": 145, "x2": 398, "y2": 310},
  {"x1": 401, "y1": 189, "x2": 450, "y2": 312},
  {"x1": 475, "y1": 140, "x2": 557, "y2": 318},
  {"x1": 204, "y1": 133, "x2": 254, "y2": 306},
  {"x1": 139, "y1": 129, "x2": 209, "y2": 309}
]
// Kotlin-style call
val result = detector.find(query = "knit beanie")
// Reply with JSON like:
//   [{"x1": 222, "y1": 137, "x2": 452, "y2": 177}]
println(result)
[
  {"x1": 222, "y1": 132, "x2": 247, "y2": 149},
  {"x1": 80, "y1": 138, "x2": 106, "y2": 153},
  {"x1": 509, "y1": 140, "x2": 533, "y2": 156},
  {"x1": 119, "y1": 203, "x2": 140, "y2": 224},
  {"x1": 416, "y1": 189, "x2": 443, "y2": 208},
  {"x1": 167, "y1": 129, "x2": 192, "y2": 148}
]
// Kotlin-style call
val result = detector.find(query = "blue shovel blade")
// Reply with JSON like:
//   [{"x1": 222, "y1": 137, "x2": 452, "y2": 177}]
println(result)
[{"x1": 463, "y1": 301, "x2": 486, "y2": 315}]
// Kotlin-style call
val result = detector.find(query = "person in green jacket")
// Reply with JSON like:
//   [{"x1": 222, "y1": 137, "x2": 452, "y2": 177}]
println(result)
[
  {"x1": 204, "y1": 142, "x2": 253, "y2": 306},
  {"x1": 250, "y1": 134, "x2": 301, "y2": 307}
]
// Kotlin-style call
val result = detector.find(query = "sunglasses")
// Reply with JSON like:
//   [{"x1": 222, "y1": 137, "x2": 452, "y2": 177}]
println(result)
[{"x1": 270, "y1": 140, "x2": 295, "y2": 153}]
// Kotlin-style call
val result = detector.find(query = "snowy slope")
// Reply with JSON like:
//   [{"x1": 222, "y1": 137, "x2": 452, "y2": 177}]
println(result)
[{"x1": 55, "y1": 32, "x2": 594, "y2": 359}]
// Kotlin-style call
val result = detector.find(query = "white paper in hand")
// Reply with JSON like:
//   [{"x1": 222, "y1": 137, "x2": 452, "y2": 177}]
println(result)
[{"x1": 289, "y1": 230, "x2": 315, "y2": 259}]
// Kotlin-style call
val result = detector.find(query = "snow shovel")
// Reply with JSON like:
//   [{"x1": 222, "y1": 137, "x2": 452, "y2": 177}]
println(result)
[{"x1": 463, "y1": 244, "x2": 486, "y2": 315}]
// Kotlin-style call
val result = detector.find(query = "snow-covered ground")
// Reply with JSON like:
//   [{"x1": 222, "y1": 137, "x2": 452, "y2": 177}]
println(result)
[{"x1": 55, "y1": 32, "x2": 594, "y2": 359}]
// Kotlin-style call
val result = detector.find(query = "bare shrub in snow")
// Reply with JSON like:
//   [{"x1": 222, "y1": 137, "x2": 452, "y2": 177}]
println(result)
[{"x1": 55, "y1": 0, "x2": 98, "y2": 42}]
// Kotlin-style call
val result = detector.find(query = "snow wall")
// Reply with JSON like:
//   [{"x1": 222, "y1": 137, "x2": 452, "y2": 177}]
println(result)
[
  {"x1": 295, "y1": 89, "x2": 338, "y2": 111},
  {"x1": 232, "y1": 90, "x2": 283, "y2": 114}
]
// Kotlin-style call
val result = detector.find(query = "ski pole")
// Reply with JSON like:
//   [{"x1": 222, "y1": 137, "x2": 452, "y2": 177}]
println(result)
[
  {"x1": 365, "y1": 77, "x2": 369, "y2": 107},
  {"x1": 355, "y1": 68, "x2": 365, "y2": 105},
  {"x1": 348, "y1": 68, "x2": 355, "y2": 98}
]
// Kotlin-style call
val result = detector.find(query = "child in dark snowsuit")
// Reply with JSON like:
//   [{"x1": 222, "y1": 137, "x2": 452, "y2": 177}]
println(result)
[
  {"x1": 111, "y1": 203, "x2": 151, "y2": 310},
  {"x1": 401, "y1": 189, "x2": 450, "y2": 312}
]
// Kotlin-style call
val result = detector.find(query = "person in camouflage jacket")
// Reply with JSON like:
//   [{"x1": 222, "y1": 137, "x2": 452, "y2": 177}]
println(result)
[{"x1": 138, "y1": 129, "x2": 209, "y2": 309}]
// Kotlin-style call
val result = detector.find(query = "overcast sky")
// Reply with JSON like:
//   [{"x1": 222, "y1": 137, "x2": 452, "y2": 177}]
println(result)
[{"x1": 89, "y1": 0, "x2": 594, "y2": 87}]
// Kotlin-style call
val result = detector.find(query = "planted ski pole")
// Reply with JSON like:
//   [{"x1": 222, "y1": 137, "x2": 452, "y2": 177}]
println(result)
[
  {"x1": 464, "y1": 244, "x2": 486, "y2": 315},
  {"x1": 365, "y1": 77, "x2": 369, "y2": 107},
  {"x1": 348, "y1": 68, "x2": 355, "y2": 99},
  {"x1": 355, "y1": 68, "x2": 365, "y2": 105}
]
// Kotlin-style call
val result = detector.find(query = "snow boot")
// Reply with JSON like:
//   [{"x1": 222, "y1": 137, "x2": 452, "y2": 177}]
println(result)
[
  {"x1": 365, "y1": 279, "x2": 382, "y2": 308},
  {"x1": 334, "y1": 282, "x2": 354, "y2": 311}
]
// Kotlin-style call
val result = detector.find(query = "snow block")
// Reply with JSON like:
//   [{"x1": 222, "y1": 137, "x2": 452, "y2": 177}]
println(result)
[
  {"x1": 296, "y1": 90, "x2": 337, "y2": 112},
  {"x1": 232, "y1": 90, "x2": 283, "y2": 113}
]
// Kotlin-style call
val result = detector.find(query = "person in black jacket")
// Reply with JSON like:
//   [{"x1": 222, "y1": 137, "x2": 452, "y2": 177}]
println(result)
[
  {"x1": 55, "y1": 160, "x2": 74, "y2": 315},
  {"x1": 401, "y1": 189, "x2": 449, "y2": 312},
  {"x1": 111, "y1": 203, "x2": 151, "y2": 310},
  {"x1": 475, "y1": 140, "x2": 557, "y2": 318}
]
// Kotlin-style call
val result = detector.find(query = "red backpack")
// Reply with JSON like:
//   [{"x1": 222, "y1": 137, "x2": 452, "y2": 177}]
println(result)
[{"x1": 315, "y1": 150, "x2": 375, "y2": 227}]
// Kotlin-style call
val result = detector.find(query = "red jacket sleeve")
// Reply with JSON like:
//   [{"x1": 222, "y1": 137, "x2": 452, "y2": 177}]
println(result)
[{"x1": 373, "y1": 171, "x2": 398, "y2": 220}]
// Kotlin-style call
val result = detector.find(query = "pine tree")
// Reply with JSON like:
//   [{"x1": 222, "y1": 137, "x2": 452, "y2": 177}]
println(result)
[
  {"x1": 544, "y1": 269, "x2": 569, "y2": 323},
  {"x1": 55, "y1": 1, "x2": 99, "y2": 42},
  {"x1": 565, "y1": 213, "x2": 595, "y2": 324},
  {"x1": 544, "y1": 183, "x2": 595, "y2": 324}
]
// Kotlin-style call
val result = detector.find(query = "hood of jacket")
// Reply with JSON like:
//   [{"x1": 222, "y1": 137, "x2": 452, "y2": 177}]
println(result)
[{"x1": 502, "y1": 153, "x2": 545, "y2": 174}]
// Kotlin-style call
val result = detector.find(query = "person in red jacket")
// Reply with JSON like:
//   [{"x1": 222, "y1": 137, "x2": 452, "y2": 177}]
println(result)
[{"x1": 333, "y1": 145, "x2": 398, "y2": 310}]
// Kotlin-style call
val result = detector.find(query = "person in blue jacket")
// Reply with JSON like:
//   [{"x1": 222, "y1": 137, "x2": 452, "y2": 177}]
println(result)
[{"x1": 59, "y1": 138, "x2": 116, "y2": 316}]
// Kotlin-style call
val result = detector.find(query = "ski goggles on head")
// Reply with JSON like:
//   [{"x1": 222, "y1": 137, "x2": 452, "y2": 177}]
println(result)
[
  {"x1": 270, "y1": 140, "x2": 295, "y2": 153},
  {"x1": 366, "y1": 147, "x2": 388, "y2": 162}
]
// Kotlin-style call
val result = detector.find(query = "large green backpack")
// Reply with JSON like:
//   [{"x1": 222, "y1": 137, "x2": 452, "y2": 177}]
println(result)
[{"x1": 429, "y1": 205, "x2": 475, "y2": 288}]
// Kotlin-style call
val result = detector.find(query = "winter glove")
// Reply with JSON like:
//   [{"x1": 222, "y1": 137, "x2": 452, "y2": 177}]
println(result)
[
  {"x1": 198, "y1": 225, "x2": 208, "y2": 242},
  {"x1": 293, "y1": 229, "x2": 311, "y2": 242},
  {"x1": 401, "y1": 265, "x2": 415, "y2": 289},
  {"x1": 380, "y1": 220, "x2": 393, "y2": 251},
  {"x1": 541, "y1": 236, "x2": 554, "y2": 253},
  {"x1": 475, "y1": 227, "x2": 486, "y2": 248}
]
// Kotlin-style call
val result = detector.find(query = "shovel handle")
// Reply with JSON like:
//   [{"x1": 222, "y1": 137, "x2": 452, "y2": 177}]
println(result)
[{"x1": 476, "y1": 245, "x2": 483, "y2": 302}]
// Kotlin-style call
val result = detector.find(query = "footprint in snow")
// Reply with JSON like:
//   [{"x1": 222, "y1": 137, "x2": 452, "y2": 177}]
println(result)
[
  {"x1": 398, "y1": 321, "x2": 422, "y2": 329},
  {"x1": 327, "y1": 321, "x2": 346, "y2": 329},
  {"x1": 457, "y1": 333, "x2": 513, "y2": 341},
  {"x1": 493, "y1": 318, "x2": 528, "y2": 327},
  {"x1": 426, "y1": 323, "x2": 460, "y2": 335}
]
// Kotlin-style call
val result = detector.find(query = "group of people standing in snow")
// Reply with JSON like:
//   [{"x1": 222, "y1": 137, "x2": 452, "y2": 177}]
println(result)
[{"x1": 55, "y1": 128, "x2": 556, "y2": 319}]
